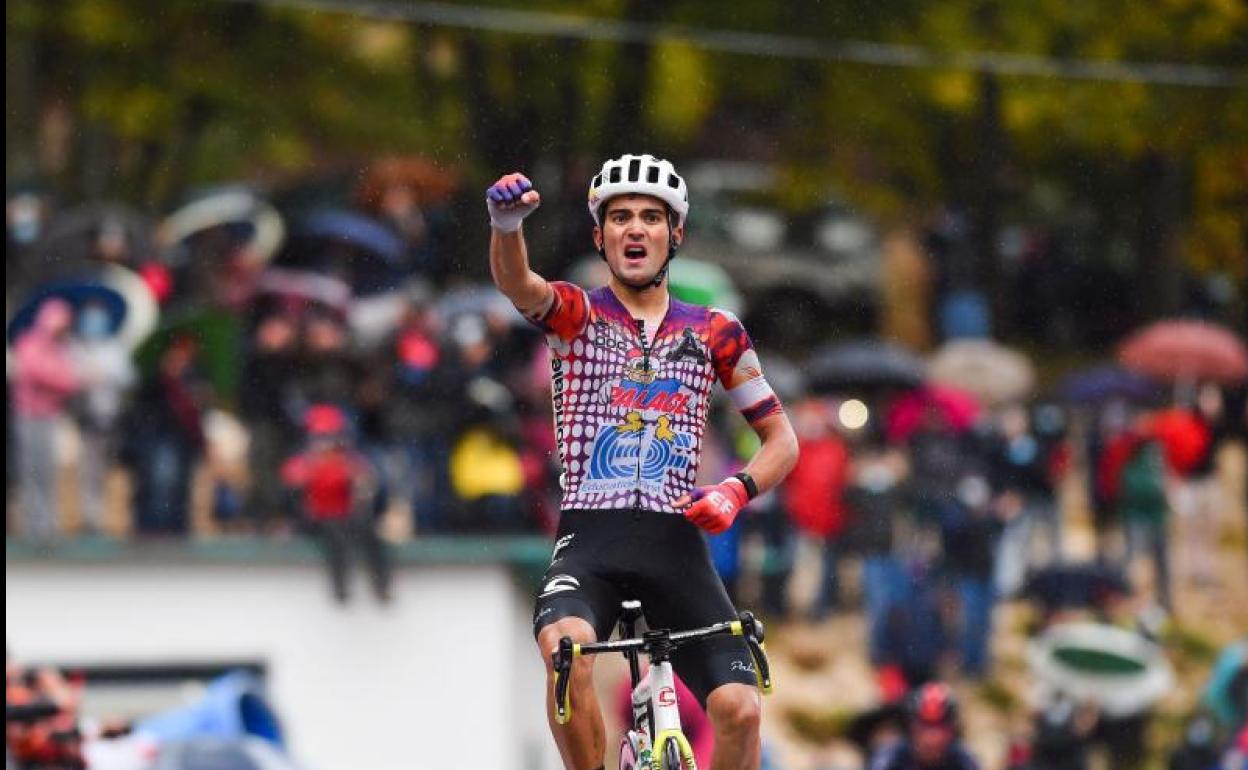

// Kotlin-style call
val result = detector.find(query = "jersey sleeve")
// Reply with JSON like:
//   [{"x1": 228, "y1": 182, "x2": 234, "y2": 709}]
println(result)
[
  {"x1": 709, "y1": 309, "x2": 784, "y2": 426},
  {"x1": 523, "y1": 281, "x2": 590, "y2": 343}
]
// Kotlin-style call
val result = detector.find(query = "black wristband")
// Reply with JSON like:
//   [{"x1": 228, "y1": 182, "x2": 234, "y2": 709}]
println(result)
[{"x1": 732, "y1": 472, "x2": 759, "y2": 500}]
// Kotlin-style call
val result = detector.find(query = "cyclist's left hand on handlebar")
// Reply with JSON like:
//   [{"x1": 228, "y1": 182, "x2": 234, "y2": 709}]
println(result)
[{"x1": 676, "y1": 478, "x2": 749, "y2": 534}]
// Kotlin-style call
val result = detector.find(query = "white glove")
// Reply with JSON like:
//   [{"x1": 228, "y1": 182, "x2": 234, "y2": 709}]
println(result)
[{"x1": 486, "y1": 173, "x2": 541, "y2": 233}]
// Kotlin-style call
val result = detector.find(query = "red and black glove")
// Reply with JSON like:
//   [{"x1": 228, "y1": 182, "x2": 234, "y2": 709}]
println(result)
[{"x1": 677, "y1": 478, "x2": 749, "y2": 534}]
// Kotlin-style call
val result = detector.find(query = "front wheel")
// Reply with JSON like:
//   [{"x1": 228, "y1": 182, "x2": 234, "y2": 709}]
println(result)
[{"x1": 661, "y1": 737, "x2": 683, "y2": 770}]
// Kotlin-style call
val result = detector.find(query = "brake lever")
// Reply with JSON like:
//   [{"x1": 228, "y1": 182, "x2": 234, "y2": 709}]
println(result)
[{"x1": 552, "y1": 636, "x2": 575, "y2": 724}]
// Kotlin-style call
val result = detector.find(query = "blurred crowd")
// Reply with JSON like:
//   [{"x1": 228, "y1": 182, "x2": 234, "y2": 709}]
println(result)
[{"x1": 6, "y1": 156, "x2": 1248, "y2": 769}]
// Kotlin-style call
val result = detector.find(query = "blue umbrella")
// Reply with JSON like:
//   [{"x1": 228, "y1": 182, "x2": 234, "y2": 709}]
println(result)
[
  {"x1": 1057, "y1": 364, "x2": 1160, "y2": 405},
  {"x1": 297, "y1": 209, "x2": 403, "y2": 262},
  {"x1": 7, "y1": 279, "x2": 128, "y2": 344},
  {"x1": 277, "y1": 209, "x2": 403, "y2": 295}
]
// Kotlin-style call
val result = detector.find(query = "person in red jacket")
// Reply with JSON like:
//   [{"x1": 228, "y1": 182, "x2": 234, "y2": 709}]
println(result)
[
  {"x1": 783, "y1": 397, "x2": 851, "y2": 620},
  {"x1": 282, "y1": 404, "x2": 391, "y2": 604}
]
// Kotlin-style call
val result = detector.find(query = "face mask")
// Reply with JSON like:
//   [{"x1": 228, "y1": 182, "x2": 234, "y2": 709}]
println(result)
[{"x1": 78, "y1": 307, "x2": 112, "y2": 340}]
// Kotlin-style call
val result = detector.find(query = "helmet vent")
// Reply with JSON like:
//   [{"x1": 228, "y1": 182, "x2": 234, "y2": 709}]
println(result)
[
  {"x1": 609, "y1": 165, "x2": 621, "y2": 184},
  {"x1": 647, "y1": 165, "x2": 660, "y2": 183},
  {"x1": 667, "y1": 174, "x2": 682, "y2": 190},
  {"x1": 628, "y1": 158, "x2": 641, "y2": 182}
]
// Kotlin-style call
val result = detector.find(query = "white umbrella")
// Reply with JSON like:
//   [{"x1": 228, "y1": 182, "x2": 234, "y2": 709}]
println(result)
[
  {"x1": 928, "y1": 339, "x2": 1035, "y2": 406},
  {"x1": 1027, "y1": 622, "x2": 1174, "y2": 718}
]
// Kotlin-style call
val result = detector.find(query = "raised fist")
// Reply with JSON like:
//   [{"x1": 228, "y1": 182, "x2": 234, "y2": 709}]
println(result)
[{"x1": 486, "y1": 172, "x2": 541, "y2": 233}]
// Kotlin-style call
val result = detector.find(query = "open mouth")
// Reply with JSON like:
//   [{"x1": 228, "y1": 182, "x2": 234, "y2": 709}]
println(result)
[{"x1": 623, "y1": 245, "x2": 648, "y2": 261}]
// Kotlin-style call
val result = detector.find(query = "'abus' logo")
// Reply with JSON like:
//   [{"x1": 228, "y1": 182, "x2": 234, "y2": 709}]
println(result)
[
  {"x1": 657, "y1": 686, "x2": 677, "y2": 707},
  {"x1": 539, "y1": 574, "x2": 580, "y2": 598}
]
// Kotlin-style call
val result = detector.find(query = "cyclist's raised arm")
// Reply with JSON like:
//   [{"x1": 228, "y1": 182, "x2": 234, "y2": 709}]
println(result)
[{"x1": 487, "y1": 171, "x2": 551, "y2": 318}]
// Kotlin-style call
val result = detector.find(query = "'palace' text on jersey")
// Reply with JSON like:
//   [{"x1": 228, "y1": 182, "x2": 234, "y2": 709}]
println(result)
[{"x1": 525, "y1": 282, "x2": 781, "y2": 513}]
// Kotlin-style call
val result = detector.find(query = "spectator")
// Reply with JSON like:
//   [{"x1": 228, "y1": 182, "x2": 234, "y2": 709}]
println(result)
[
  {"x1": 1167, "y1": 714, "x2": 1221, "y2": 770},
  {"x1": 783, "y1": 397, "x2": 851, "y2": 620},
  {"x1": 239, "y1": 312, "x2": 300, "y2": 533},
  {"x1": 939, "y1": 475, "x2": 1002, "y2": 679},
  {"x1": 844, "y1": 438, "x2": 909, "y2": 665},
  {"x1": 1118, "y1": 434, "x2": 1172, "y2": 611},
  {"x1": 6, "y1": 649, "x2": 85, "y2": 769},
  {"x1": 988, "y1": 404, "x2": 1063, "y2": 597},
  {"x1": 69, "y1": 299, "x2": 136, "y2": 535},
  {"x1": 123, "y1": 335, "x2": 210, "y2": 536},
  {"x1": 872, "y1": 683, "x2": 980, "y2": 770},
  {"x1": 877, "y1": 562, "x2": 948, "y2": 695},
  {"x1": 1173, "y1": 384, "x2": 1224, "y2": 588},
  {"x1": 383, "y1": 295, "x2": 456, "y2": 533},
  {"x1": 1088, "y1": 400, "x2": 1133, "y2": 564},
  {"x1": 282, "y1": 404, "x2": 391, "y2": 604},
  {"x1": 12, "y1": 298, "x2": 82, "y2": 541},
  {"x1": 1029, "y1": 694, "x2": 1098, "y2": 770}
]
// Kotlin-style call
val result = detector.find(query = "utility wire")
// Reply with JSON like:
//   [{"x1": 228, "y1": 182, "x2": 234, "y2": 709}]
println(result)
[{"x1": 231, "y1": 0, "x2": 1246, "y2": 89}]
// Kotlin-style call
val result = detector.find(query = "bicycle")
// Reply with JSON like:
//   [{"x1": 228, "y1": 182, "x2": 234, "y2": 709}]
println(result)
[{"x1": 551, "y1": 600, "x2": 773, "y2": 770}]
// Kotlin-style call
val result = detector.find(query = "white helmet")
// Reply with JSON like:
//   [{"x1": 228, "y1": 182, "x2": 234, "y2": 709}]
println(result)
[{"x1": 587, "y1": 154, "x2": 689, "y2": 228}]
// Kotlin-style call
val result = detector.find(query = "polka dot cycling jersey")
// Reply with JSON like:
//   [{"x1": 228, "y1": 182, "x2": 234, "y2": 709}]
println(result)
[{"x1": 523, "y1": 282, "x2": 783, "y2": 514}]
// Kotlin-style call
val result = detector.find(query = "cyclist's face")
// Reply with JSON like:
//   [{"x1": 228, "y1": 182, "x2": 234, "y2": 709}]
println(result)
[{"x1": 595, "y1": 194, "x2": 683, "y2": 287}]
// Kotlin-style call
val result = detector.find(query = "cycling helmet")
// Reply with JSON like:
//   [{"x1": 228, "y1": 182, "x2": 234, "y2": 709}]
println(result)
[
  {"x1": 587, "y1": 154, "x2": 689, "y2": 228},
  {"x1": 908, "y1": 683, "x2": 959, "y2": 727}
]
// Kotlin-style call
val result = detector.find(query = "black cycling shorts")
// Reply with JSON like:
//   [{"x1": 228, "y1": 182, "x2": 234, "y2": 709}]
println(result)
[{"x1": 532, "y1": 508, "x2": 757, "y2": 708}]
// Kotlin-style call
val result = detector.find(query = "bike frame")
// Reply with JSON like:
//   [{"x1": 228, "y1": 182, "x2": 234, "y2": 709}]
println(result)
[{"x1": 551, "y1": 600, "x2": 771, "y2": 770}]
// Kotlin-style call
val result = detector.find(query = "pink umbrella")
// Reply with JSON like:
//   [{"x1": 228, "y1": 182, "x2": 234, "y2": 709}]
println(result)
[
  {"x1": 885, "y1": 385, "x2": 982, "y2": 443},
  {"x1": 1118, "y1": 320, "x2": 1248, "y2": 384}
]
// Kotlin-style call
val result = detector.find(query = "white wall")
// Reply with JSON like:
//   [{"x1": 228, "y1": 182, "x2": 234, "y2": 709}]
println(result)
[{"x1": 5, "y1": 560, "x2": 560, "y2": 770}]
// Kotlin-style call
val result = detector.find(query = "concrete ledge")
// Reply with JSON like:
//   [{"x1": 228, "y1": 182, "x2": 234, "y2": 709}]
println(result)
[{"x1": 5, "y1": 534, "x2": 553, "y2": 583}]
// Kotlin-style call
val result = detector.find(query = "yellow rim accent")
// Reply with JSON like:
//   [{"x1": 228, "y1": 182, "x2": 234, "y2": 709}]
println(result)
[
  {"x1": 730, "y1": 620, "x2": 743, "y2": 636},
  {"x1": 572, "y1": 643, "x2": 582, "y2": 657},
  {"x1": 653, "y1": 729, "x2": 696, "y2": 770},
  {"x1": 552, "y1": 671, "x2": 572, "y2": 725}
]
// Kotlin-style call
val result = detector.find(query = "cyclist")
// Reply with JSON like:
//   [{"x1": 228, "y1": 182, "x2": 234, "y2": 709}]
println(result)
[
  {"x1": 487, "y1": 154, "x2": 799, "y2": 770},
  {"x1": 871, "y1": 683, "x2": 980, "y2": 770}
]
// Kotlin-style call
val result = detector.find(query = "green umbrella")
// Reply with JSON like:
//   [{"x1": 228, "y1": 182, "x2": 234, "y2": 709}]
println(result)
[
  {"x1": 668, "y1": 258, "x2": 744, "y2": 315},
  {"x1": 134, "y1": 308, "x2": 243, "y2": 402}
]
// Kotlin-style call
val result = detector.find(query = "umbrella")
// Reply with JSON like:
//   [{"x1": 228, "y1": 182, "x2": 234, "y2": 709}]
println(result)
[
  {"x1": 1020, "y1": 562, "x2": 1131, "y2": 612},
  {"x1": 34, "y1": 202, "x2": 155, "y2": 267},
  {"x1": 928, "y1": 339, "x2": 1035, "y2": 406},
  {"x1": 1143, "y1": 407, "x2": 1211, "y2": 475},
  {"x1": 355, "y1": 154, "x2": 460, "y2": 210},
  {"x1": 158, "y1": 187, "x2": 286, "y2": 267},
  {"x1": 885, "y1": 385, "x2": 981, "y2": 443},
  {"x1": 1118, "y1": 319, "x2": 1248, "y2": 384},
  {"x1": 254, "y1": 267, "x2": 352, "y2": 319},
  {"x1": 807, "y1": 339, "x2": 926, "y2": 394},
  {"x1": 1028, "y1": 622, "x2": 1174, "y2": 718},
  {"x1": 135, "y1": 309, "x2": 244, "y2": 400},
  {"x1": 668, "y1": 257, "x2": 744, "y2": 315},
  {"x1": 6, "y1": 265, "x2": 160, "y2": 354},
  {"x1": 7, "y1": 279, "x2": 127, "y2": 345},
  {"x1": 276, "y1": 209, "x2": 403, "y2": 296},
  {"x1": 434, "y1": 283, "x2": 525, "y2": 326},
  {"x1": 758, "y1": 354, "x2": 807, "y2": 402},
  {"x1": 1057, "y1": 364, "x2": 1161, "y2": 406}
]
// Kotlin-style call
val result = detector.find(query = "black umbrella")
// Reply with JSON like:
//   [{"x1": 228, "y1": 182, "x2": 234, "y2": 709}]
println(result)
[
  {"x1": 1020, "y1": 562, "x2": 1131, "y2": 613},
  {"x1": 807, "y1": 339, "x2": 925, "y2": 394}
]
